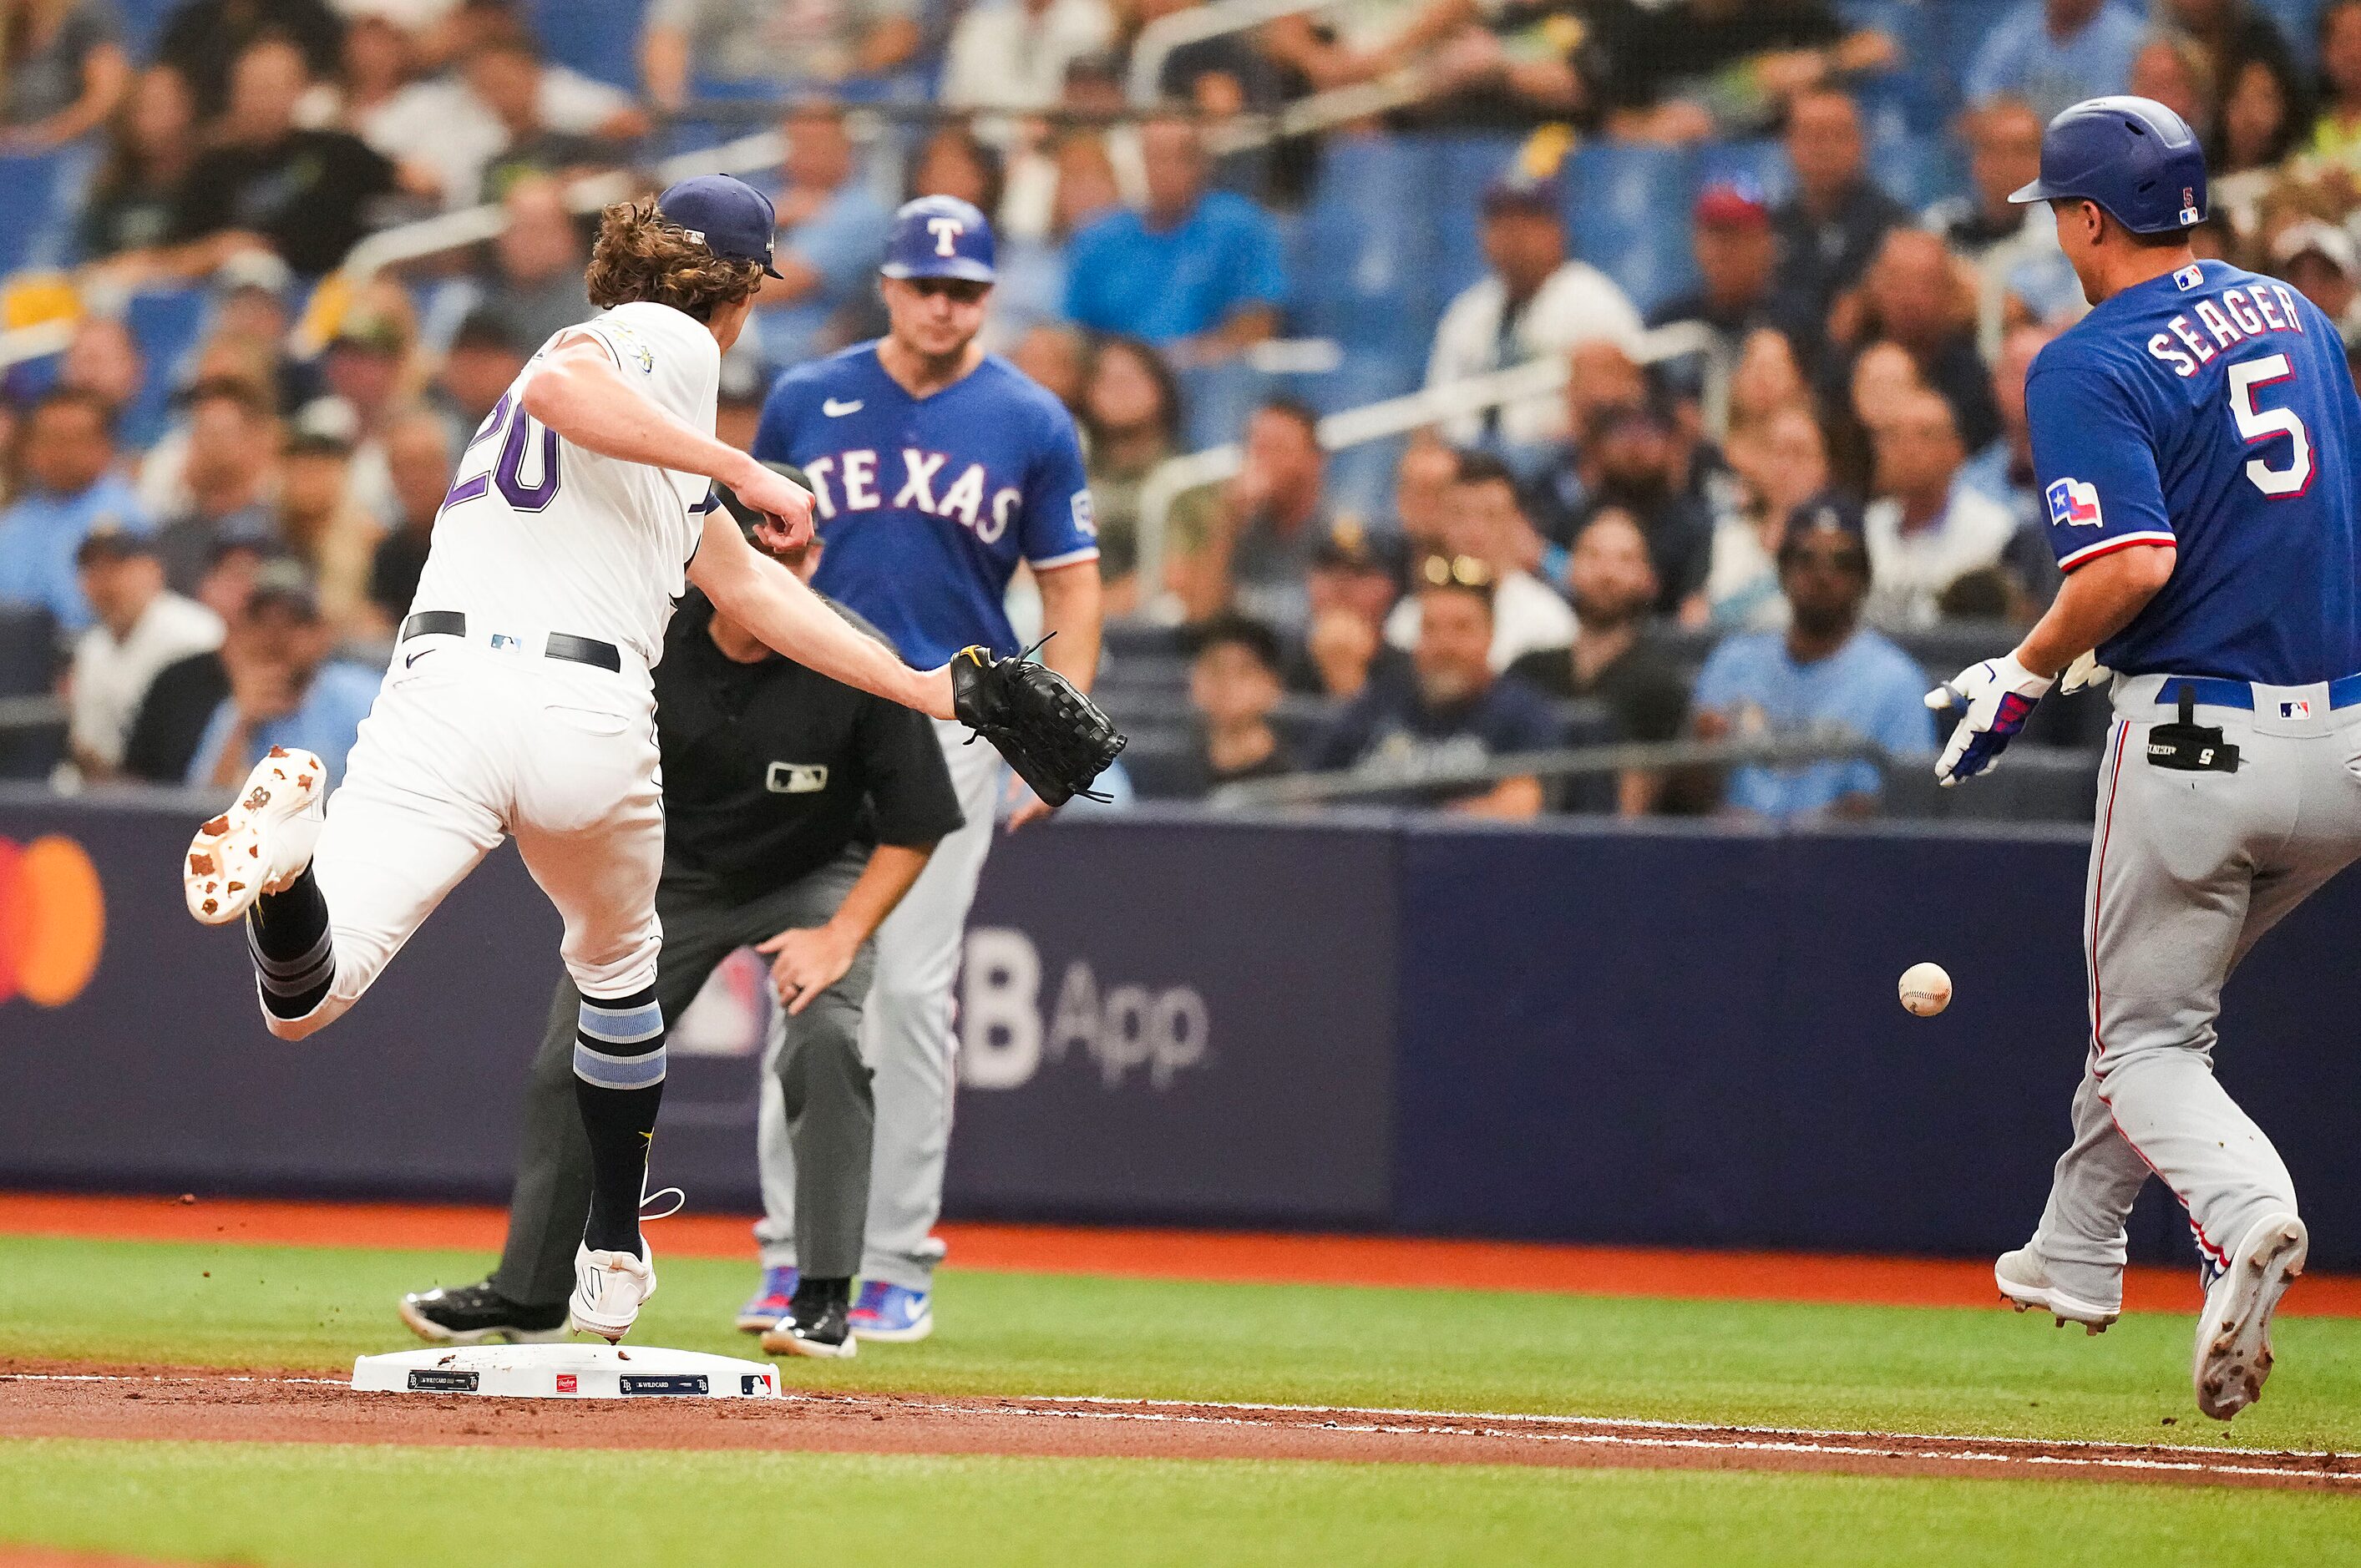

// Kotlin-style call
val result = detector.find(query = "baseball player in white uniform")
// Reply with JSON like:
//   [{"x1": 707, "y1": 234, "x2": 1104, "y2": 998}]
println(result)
[{"x1": 180, "y1": 176, "x2": 957, "y2": 1344}]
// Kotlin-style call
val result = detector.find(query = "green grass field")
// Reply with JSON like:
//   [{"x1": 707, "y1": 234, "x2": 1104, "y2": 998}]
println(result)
[{"x1": 7, "y1": 1233, "x2": 2361, "y2": 1565}]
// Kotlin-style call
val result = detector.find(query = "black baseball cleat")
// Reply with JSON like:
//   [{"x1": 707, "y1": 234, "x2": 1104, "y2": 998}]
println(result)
[
  {"x1": 760, "y1": 1277, "x2": 857, "y2": 1359},
  {"x1": 399, "y1": 1280, "x2": 570, "y2": 1345}
]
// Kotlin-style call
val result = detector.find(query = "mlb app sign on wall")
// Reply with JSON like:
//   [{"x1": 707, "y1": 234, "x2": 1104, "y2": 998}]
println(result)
[
  {"x1": 0, "y1": 835, "x2": 104, "y2": 1007},
  {"x1": 2046, "y1": 476, "x2": 2104, "y2": 529}
]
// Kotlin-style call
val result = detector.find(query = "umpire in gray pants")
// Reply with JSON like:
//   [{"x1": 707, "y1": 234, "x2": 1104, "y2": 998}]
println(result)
[{"x1": 397, "y1": 531, "x2": 962, "y2": 1358}]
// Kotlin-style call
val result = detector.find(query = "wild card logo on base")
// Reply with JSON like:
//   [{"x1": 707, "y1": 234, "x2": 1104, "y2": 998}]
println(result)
[{"x1": 2046, "y1": 476, "x2": 2104, "y2": 529}]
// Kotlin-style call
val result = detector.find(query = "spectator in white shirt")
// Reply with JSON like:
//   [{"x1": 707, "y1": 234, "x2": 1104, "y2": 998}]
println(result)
[
  {"x1": 1386, "y1": 449, "x2": 1576, "y2": 671},
  {"x1": 940, "y1": 0, "x2": 1112, "y2": 114},
  {"x1": 1426, "y1": 174, "x2": 1644, "y2": 451},
  {"x1": 67, "y1": 525, "x2": 224, "y2": 779},
  {"x1": 1861, "y1": 387, "x2": 2018, "y2": 630}
]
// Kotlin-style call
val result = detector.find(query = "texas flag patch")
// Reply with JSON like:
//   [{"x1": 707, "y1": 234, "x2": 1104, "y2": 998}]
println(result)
[{"x1": 2046, "y1": 476, "x2": 2104, "y2": 529}]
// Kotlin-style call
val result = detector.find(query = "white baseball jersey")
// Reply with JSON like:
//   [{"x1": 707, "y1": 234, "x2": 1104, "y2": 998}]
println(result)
[{"x1": 409, "y1": 300, "x2": 721, "y2": 666}]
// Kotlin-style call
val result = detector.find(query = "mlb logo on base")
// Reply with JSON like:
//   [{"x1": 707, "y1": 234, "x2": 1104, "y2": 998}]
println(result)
[{"x1": 2046, "y1": 477, "x2": 2104, "y2": 529}]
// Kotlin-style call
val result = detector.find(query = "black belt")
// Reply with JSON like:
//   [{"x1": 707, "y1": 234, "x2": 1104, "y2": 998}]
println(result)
[{"x1": 399, "y1": 611, "x2": 622, "y2": 673}]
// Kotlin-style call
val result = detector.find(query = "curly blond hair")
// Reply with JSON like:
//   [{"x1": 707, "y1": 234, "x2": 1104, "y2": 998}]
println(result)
[{"x1": 585, "y1": 198, "x2": 768, "y2": 321}]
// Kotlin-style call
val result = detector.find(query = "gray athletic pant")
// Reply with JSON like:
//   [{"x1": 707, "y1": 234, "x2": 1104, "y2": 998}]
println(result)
[
  {"x1": 490, "y1": 850, "x2": 877, "y2": 1308},
  {"x1": 757, "y1": 721, "x2": 1002, "y2": 1288},
  {"x1": 2028, "y1": 673, "x2": 2361, "y2": 1300}
]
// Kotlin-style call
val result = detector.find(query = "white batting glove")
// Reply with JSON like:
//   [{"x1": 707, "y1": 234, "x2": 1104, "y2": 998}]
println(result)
[
  {"x1": 1925, "y1": 654, "x2": 2054, "y2": 787},
  {"x1": 2059, "y1": 650, "x2": 2115, "y2": 695}
]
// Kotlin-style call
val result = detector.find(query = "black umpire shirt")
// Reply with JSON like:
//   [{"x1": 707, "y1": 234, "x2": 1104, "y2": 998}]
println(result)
[{"x1": 657, "y1": 592, "x2": 965, "y2": 903}]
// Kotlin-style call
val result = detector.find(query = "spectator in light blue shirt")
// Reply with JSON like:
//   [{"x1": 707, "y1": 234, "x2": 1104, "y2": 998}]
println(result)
[
  {"x1": 754, "y1": 103, "x2": 894, "y2": 368},
  {"x1": 0, "y1": 387, "x2": 151, "y2": 632},
  {"x1": 1965, "y1": 0, "x2": 2147, "y2": 123},
  {"x1": 187, "y1": 564, "x2": 381, "y2": 789},
  {"x1": 1691, "y1": 508, "x2": 1933, "y2": 819},
  {"x1": 1063, "y1": 114, "x2": 1286, "y2": 357}
]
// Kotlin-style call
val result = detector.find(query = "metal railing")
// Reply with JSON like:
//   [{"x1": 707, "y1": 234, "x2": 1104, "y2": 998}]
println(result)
[{"x1": 1132, "y1": 318, "x2": 1715, "y2": 607}]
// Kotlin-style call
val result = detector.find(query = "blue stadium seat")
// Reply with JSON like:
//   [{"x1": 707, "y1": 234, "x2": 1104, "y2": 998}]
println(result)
[
  {"x1": 0, "y1": 149, "x2": 75, "y2": 276},
  {"x1": 1561, "y1": 141, "x2": 1696, "y2": 316},
  {"x1": 528, "y1": 0, "x2": 649, "y2": 89},
  {"x1": 2255, "y1": 0, "x2": 2323, "y2": 69},
  {"x1": 1695, "y1": 139, "x2": 1791, "y2": 206},
  {"x1": 1872, "y1": 130, "x2": 1968, "y2": 212}
]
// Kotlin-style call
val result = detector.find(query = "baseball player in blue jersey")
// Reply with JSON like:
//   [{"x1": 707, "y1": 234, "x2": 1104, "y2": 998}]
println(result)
[
  {"x1": 1927, "y1": 97, "x2": 2361, "y2": 1420},
  {"x1": 745, "y1": 195, "x2": 1102, "y2": 1341}
]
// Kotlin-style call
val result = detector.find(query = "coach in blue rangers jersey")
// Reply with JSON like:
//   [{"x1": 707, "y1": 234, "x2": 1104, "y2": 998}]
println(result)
[
  {"x1": 750, "y1": 195, "x2": 1102, "y2": 1343},
  {"x1": 1927, "y1": 96, "x2": 2360, "y2": 1423}
]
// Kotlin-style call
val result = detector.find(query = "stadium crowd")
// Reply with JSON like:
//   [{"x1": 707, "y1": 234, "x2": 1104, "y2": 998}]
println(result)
[{"x1": 0, "y1": 0, "x2": 2355, "y2": 820}]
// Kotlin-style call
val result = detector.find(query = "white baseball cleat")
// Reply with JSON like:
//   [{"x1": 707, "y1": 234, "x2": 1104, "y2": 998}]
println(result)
[
  {"x1": 2193, "y1": 1211, "x2": 2306, "y2": 1422},
  {"x1": 569, "y1": 1242, "x2": 656, "y2": 1343},
  {"x1": 184, "y1": 746, "x2": 327, "y2": 925},
  {"x1": 1994, "y1": 1246, "x2": 2119, "y2": 1333}
]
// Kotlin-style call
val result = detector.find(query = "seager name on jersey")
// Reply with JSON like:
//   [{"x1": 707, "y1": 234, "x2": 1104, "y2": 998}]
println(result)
[
  {"x1": 798, "y1": 448, "x2": 1024, "y2": 541},
  {"x1": 2146, "y1": 276, "x2": 2311, "y2": 378}
]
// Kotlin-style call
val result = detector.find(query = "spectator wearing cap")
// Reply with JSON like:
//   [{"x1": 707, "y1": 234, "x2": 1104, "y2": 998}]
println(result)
[
  {"x1": 1861, "y1": 387, "x2": 2017, "y2": 630},
  {"x1": 367, "y1": 411, "x2": 457, "y2": 628},
  {"x1": 753, "y1": 103, "x2": 894, "y2": 371},
  {"x1": 1765, "y1": 89, "x2": 1908, "y2": 367},
  {"x1": 209, "y1": 250, "x2": 318, "y2": 414},
  {"x1": 65, "y1": 526, "x2": 222, "y2": 779},
  {"x1": 1285, "y1": 518, "x2": 1413, "y2": 703},
  {"x1": 1425, "y1": 175, "x2": 1643, "y2": 452},
  {"x1": 306, "y1": 301, "x2": 418, "y2": 526},
  {"x1": 187, "y1": 560, "x2": 381, "y2": 788},
  {"x1": 1706, "y1": 402, "x2": 1832, "y2": 630},
  {"x1": 157, "y1": 37, "x2": 395, "y2": 279},
  {"x1": 152, "y1": 378, "x2": 279, "y2": 598},
  {"x1": 1648, "y1": 181, "x2": 1779, "y2": 423},
  {"x1": 1506, "y1": 507, "x2": 1690, "y2": 816},
  {"x1": 2272, "y1": 220, "x2": 2361, "y2": 363},
  {"x1": 940, "y1": 0, "x2": 1113, "y2": 114},
  {"x1": 1168, "y1": 397, "x2": 1329, "y2": 628},
  {"x1": 429, "y1": 310, "x2": 528, "y2": 453},
  {"x1": 1965, "y1": 0, "x2": 2146, "y2": 123},
  {"x1": 1386, "y1": 450, "x2": 1574, "y2": 672},
  {"x1": 278, "y1": 414, "x2": 384, "y2": 640},
  {"x1": 1318, "y1": 558, "x2": 1560, "y2": 818},
  {"x1": 1163, "y1": 613, "x2": 1294, "y2": 798},
  {"x1": 1825, "y1": 228, "x2": 2004, "y2": 457},
  {"x1": 1691, "y1": 509, "x2": 1932, "y2": 819},
  {"x1": 1541, "y1": 398, "x2": 1715, "y2": 619},
  {"x1": 0, "y1": 387, "x2": 150, "y2": 631},
  {"x1": 1063, "y1": 114, "x2": 1286, "y2": 364},
  {"x1": 640, "y1": 0, "x2": 920, "y2": 112}
]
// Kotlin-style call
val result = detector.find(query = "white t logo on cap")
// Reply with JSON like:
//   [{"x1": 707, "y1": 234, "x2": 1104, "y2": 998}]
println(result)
[{"x1": 927, "y1": 216, "x2": 965, "y2": 256}]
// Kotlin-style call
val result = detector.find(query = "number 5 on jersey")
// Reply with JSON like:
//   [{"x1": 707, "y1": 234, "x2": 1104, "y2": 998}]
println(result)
[
  {"x1": 444, "y1": 392, "x2": 563, "y2": 513},
  {"x1": 2228, "y1": 353, "x2": 2313, "y2": 498}
]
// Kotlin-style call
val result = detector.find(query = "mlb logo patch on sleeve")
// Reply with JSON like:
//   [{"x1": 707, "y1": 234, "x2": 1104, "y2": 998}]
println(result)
[{"x1": 2045, "y1": 477, "x2": 2104, "y2": 529}]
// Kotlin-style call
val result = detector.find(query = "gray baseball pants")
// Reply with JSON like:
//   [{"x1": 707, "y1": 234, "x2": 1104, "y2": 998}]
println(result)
[
  {"x1": 2026, "y1": 673, "x2": 2361, "y2": 1302},
  {"x1": 490, "y1": 851, "x2": 877, "y2": 1306},
  {"x1": 757, "y1": 721, "x2": 1001, "y2": 1288}
]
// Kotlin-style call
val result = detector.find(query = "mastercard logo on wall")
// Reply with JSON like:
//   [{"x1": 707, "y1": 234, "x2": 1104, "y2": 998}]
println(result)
[{"x1": 0, "y1": 835, "x2": 105, "y2": 1008}]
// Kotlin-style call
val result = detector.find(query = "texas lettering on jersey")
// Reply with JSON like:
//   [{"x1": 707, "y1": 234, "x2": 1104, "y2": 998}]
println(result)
[{"x1": 797, "y1": 447, "x2": 1028, "y2": 544}]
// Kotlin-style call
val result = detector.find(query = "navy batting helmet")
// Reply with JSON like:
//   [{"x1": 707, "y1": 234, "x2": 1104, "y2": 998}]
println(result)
[
  {"x1": 2009, "y1": 95, "x2": 2206, "y2": 235},
  {"x1": 881, "y1": 195, "x2": 995, "y2": 283}
]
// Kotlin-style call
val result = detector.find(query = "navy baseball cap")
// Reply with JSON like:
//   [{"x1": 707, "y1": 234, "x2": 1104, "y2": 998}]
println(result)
[
  {"x1": 656, "y1": 175, "x2": 785, "y2": 278},
  {"x1": 2009, "y1": 95, "x2": 2207, "y2": 235},
  {"x1": 881, "y1": 195, "x2": 996, "y2": 283}
]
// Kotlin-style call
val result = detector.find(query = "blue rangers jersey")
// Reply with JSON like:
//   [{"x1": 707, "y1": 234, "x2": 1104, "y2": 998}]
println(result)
[
  {"x1": 2026, "y1": 258, "x2": 2361, "y2": 685},
  {"x1": 752, "y1": 343, "x2": 1098, "y2": 667}
]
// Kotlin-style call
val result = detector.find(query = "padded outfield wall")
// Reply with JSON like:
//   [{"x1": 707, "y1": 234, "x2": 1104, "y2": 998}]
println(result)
[{"x1": 5, "y1": 793, "x2": 2358, "y2": 1268}]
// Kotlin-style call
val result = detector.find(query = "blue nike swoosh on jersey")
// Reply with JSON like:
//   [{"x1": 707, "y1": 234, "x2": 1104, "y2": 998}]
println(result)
[{"x1": 823, "y1": 398, "x2": 864, "y2": 416}]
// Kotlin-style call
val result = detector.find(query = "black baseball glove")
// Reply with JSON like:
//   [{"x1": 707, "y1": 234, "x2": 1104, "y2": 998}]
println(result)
[{"x1": 950, "y1": 638, "x2": 1126, "y2": 807}]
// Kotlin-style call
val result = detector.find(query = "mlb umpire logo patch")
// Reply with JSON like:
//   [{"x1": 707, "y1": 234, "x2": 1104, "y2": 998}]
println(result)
[{"x1": 2046, "y1": 477, "x2": 2104, "y2": 528}]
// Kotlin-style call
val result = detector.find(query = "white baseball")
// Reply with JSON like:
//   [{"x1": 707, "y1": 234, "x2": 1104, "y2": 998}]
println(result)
[{"x1": 1899, "y1": 962, "x2": 1953, "y2": 1017}]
